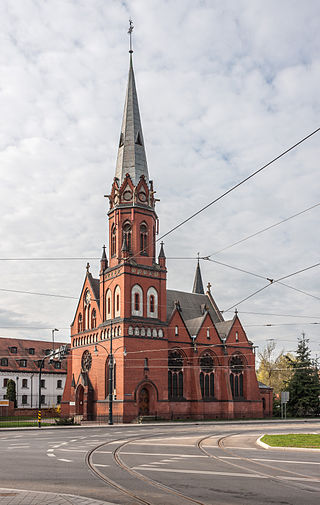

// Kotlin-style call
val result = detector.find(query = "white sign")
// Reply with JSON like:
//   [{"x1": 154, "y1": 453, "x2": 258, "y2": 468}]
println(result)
[
  {"x1": 281, "y1": 391, "x2": 289, "y2": 403},
  {"x1": 69, "y1": 401, "x2": 76, "y2": 406}
]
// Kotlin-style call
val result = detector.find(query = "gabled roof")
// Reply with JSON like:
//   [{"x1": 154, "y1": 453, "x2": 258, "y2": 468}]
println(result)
[
  {"x1": 0, "y1": 337, "x2": 68, "y2": 373},
  {"x1": 89, "y1": 275, "x2": 100, "y2": 306},
  {"x1": 115, "y1": 55, "x2": 149, "y2": 186},
  {"x1": 215, "y1": 320, "x2": 234, "y2": 339},
  {"x1": 167, "y1": 289, "x2": 222, "y2": 329}
]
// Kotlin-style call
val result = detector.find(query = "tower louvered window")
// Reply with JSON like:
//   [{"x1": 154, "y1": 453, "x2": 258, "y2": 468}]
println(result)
[
  {"x1": 168, "y1": 350, "x2": 184, "y2": 400},
  {"x1": 140, "y1": 223, "x2": 148, "y2": 255},
  {"x1": 111, "y1": 225, "x2": 116, "y2": 257},
  {"x1": 123, "y1": 222, "x2": 132, "y2": 251}
]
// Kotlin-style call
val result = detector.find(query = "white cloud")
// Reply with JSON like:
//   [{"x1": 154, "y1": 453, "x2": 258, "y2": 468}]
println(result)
[{"x1": 0, "y1": 0, "x2": 319, "y2": 357}]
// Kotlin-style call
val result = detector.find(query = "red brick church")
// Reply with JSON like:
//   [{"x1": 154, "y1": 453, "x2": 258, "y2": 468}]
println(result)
[{"x1": 61, "y1": 46, "x2": 272, "y2": 422}]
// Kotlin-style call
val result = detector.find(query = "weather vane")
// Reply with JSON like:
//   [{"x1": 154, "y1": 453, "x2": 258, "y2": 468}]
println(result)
[{"x1": 128, "y1": 18, "x2": 134, "y2": 53}]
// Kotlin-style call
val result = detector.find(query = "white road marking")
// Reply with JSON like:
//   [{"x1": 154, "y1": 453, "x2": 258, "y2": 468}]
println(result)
[
  {"x1": 94, "y1": 464, "x2": 110, "y2": 468},
  {"x1": 58, "y1": 458, "x2": 72, "y2": 463},
  {"x1": 8, "y1": 445, "x2": 30, "y2": 449},
  {"x1": 47, "y1": 449, "x2": 54, "y2": 453},
  {"x1": 133, "y1": 467, "x2": 268, "y2": 478},
  {"x1": 47, "y1": 453, "x2": 56, "y2": 458},
  {"x1": 277, "y1": 476, "x2": 320, "y2": 483},
  {"x1": 60, "y1": 449, "x2": 87, "y2": 453},
  {"x1": 220, "y1": 456, "x2": 320, "y2": 465}
]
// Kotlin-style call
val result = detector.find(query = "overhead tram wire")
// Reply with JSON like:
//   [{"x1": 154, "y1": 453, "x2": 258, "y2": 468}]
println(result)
[
  {"x1": 206, "y1": 201, "x2": 320, "y2": 257},
  {"x1": 157, "y1": 126, "x2": 320, "y2": 242},
  {"x1": 223, "y1": 260, "x2": 320, "y2": 312},
  {"x1": 202, "y1": 256, "x2": 320, "y2": 301}
]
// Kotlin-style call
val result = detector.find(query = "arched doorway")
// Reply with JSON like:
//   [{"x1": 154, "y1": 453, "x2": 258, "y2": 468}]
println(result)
[
  {"x1": 76, "y1": 385, "x2": 84, "y2": 415},
  {"x1": 138, "y1": 387, "x2": 149, "y2": 415}
]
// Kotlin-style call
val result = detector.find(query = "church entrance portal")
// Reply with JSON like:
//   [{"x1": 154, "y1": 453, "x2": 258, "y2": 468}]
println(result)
[
  {"x1": 138, "y1": 387, "x2": 149, "y2": 415},
  {"x1": 76, "y1": 385, "x2": 84, "y2": 415}
]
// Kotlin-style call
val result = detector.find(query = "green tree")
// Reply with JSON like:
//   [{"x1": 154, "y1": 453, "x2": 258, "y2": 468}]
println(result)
[
  {"x1": 257, "y1": 340, "x2": 293, "y2": 395},
  {"x1": 286, "y1": 333, "x2": 320, "y2": 417},
  {"x1": 6, "y1": 379, "x2": 17, "y2": 408}
]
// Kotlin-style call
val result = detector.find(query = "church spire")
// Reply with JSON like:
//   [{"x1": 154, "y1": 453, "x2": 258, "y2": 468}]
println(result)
[
  {"x1": 115, "y1": 20, "x2": 149, "y2": 186},
  {"x1": 192, "y1": 257, "x2": 204, "y2": 294}
]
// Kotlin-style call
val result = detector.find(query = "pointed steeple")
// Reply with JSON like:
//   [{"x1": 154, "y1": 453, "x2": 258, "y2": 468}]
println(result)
[
  {"x1": 192, "y1": 259, "x2": 204, "y2": 294},
  {"x1": 115, "y1": 26, "x2": 149, "y2": 186}
]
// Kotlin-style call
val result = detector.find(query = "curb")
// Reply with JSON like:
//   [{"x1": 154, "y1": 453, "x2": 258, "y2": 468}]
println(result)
[
  {"x1": 256, "y1": 435, "x2": 320, "y2": 451},
  {"x1": 0, "y1": 487, "x2": 116, "y2": 504}
]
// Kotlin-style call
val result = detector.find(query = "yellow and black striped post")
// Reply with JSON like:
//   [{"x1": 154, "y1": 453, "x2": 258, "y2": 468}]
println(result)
[{"x1": 38, "y1": 410, "x2": 41, "y2": 428}]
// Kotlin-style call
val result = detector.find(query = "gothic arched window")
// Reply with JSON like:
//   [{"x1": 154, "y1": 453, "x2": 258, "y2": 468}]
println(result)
[
  {"x1": 114, "y1": 285, "x2": 121, "y2": 317},
  {"x1": 131, "y1": 285, "x2": 143, "y2": 317},
  {"x1": 230, "y1": 355, "x2": 245, "y2": 399},
  {"x1": 168, "y1": 350, "x2": 184, "y2": 400},
  {"x1": 140, "y1": 223, "x2": 148, "y2": 255},
  {"x1": 91, "y1": 309, "x2": 96, "y2": 329},
  {"x1": 78, "y1": 313, "x2": 83, "y2": 333},
  {"x1": 123, "y1": 221, "x2": 132, "y2": 251},
  {"x1": 106, "y1": 289, "x2": 112, "y2": 320},
  {"x1": 147, "y1": 287, "x2": 158, "y2": 318},
  {"x1": 199, "y1": 353, "x2": 214, "y2": 399},
  {"x1": 111, "y1": 225, "x2": 116, "y2": 257}
]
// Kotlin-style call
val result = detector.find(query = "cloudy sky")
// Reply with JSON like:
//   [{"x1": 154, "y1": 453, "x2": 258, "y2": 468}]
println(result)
[{"x1": 0, "y1": 0, "x2": 319, "y2": 360}]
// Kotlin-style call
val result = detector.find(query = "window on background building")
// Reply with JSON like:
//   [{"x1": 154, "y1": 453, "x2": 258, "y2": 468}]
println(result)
[
  {"x1": 168, "y1": 350, "x2": 184, "y2": 400},
  {"x1": 54, "y1": 361, "x2": 61, "y2": 369},
  {"x1": 140, "y1": 223, "x2": 148, "y2": 255},
  {"x1": 0, "y1": 358, "x2": 8, "y2": 366},
  {"x1": 175, "y1": 326, "x2": 179, "y2": 336},
  {"x1": 45, "y1": 349, "x2": 51, "y2": 355},
  {"x1": 19, "y1": 360, "x2": 27, "y2": 367},
  {"x1": 206, "y1": 328, "x2": 210, "y2": 339},
  {"x1": 22, "y1": 395, "x2": 28, "y2": 405},
  {"x1": 230, "y1": 355, "x2": 245, "y2": 399},
  {"x1": 57, "y1": 395, "x2": 62, "y2": 404},
  {"x1": 10, "y1": 347, "x2": 17, "y2": 354},
  {"x1": 40, "y1": 379, "x2": 46, "y2": 389},
  {"x1": 28, "y1": 348, "x2": 35, "y2": 355},
  {"x1": 78, "y1": 313, "x2": 83, "y2": 333},
  {"x1": 150, "y1": 295, "x2": 155, "y2": 313},
  {"x1": 57, "y1": 380, "x2": 62, "y2": 389},
  {"x1": 235, "y1": 331, "x2": 239, "y2": 342},
  {"x1": 3, "y1": 378, "x2": 8, "y2": 388},
  {"x1": 22, "y1": 379, "x2": 28, "y2": 388},
  {"x1": 199, "y1": 353, "x2": 215, "y2": 399}
]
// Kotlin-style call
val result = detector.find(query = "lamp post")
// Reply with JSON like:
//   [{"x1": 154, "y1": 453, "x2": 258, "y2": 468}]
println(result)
[
  {"x1": 94, "y1": 338, "x2": 127, "y2": 426},
  {"x1": 52, "y1": 328, "x2": 59, "y2": 352}
]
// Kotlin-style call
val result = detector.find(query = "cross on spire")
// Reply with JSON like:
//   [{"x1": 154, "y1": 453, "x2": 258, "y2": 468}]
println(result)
[{"x1": 128, "y1": 19, "x2": 134, "y2": 53}]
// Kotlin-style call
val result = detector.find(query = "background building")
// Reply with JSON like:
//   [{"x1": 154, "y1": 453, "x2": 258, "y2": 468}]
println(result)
[
  {"x1": 61, "y1": 49, "x2": 272, "y2": 422},
  {"x1": 0, "y1": 337, "x2": 67, "y2": 409}
]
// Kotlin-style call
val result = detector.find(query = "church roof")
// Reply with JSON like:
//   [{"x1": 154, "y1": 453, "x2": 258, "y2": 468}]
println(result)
[
  {"x1": 115, "y1": 55, "x2": 149, "y2": 186},
  {"x1": 88, "y1": 275, "x2": 100, "y2": 307},
  {"x1": 166, "y1": 289, "x2": 222, "y2": 328},
  {"x1": 215, "y1": 320, "x2": 234, "y2": 339}
]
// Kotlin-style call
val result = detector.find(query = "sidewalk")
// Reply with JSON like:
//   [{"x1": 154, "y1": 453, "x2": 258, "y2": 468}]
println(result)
[{"x1": 0, "y1": 488, "x2": 116, "y2": 504}]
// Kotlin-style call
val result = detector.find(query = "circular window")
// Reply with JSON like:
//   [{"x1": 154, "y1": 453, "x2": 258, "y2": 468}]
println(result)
[
  {"x1": 81, "y1": 350, "x2": 92, "y2": 372},
  {"x1": 138, "y1": 191, "x2": 147, "y2": 202},
  {"x1": 123, "y1": 190, "x2": 132, "y2": 201}
]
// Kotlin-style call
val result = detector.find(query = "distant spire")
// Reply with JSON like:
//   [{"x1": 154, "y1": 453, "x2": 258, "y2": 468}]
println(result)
[
  {"x1": 192, "y1": 258, "x2": 204, "y2": 294},
  {"x1": 115, "y1": 20, "x2": 149, "y2": 186},
  {"x1": 101, "y1": 245, "x2": 107, "y2": 260}
]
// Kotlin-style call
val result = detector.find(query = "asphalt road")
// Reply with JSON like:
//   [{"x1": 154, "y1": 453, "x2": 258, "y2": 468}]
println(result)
[{"x1": 0, "y1": 420, "x2": 319, "y2": 505}]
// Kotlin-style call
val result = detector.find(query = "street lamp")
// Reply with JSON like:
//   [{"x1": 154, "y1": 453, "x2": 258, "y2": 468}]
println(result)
[
  {"x1": 93, "y1": 340, "x2": 127, "y2": 425},
  {"x1": 52, "y1": 328, "x2": 59, "y2": 352}
]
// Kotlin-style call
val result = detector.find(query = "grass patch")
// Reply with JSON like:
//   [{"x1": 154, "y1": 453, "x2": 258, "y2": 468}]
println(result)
[
  {"x1": 261, "y1": 434, "x2": 320, "y2": 448},
  {"x1": 0, "y1": 421, "x2": 52, "y2": 427}
]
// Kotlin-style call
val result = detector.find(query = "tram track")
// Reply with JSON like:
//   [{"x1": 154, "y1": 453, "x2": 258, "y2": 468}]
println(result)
[
  {"x1": 197, "y1": 432, "x2": 320, "y2": 493},
  {"x1": 86, "y1": 433, "x2": 209, "y2": 505}
]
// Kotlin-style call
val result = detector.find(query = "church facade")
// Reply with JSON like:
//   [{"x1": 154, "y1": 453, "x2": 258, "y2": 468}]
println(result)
[{"x1": 61, "y1": 51, "x2": 272, "y2": 422}]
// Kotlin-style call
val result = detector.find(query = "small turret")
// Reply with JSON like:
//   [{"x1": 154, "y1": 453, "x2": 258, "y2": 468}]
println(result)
[
  {"x1": 158, "y1": 241, "x2": 166, "y2": 268},
  {"x1": 100, "y1": 245, "x2": 108, "y2": 273}
]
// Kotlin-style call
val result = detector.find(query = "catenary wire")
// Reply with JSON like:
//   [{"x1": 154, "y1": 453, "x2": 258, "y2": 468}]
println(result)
[
  {"x1": 223, "y1": 261, "x2": 320, "y2": 312},
  {"x1": 207, "y1": 201, "x2": 320, "y2": 257},
  {"x1": 157, "y1": 126, "x2": 320, "y2": 241}
]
